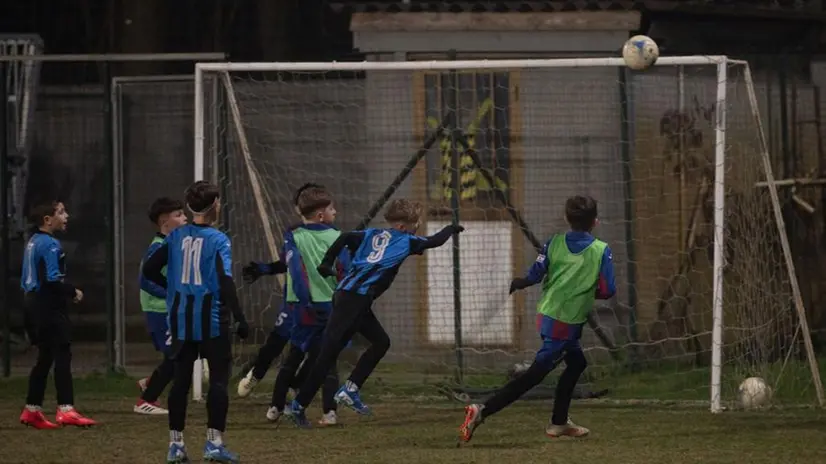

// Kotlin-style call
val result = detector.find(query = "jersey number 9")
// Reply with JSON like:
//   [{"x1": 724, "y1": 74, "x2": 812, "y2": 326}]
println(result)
[
  {"x1": 181, "y1": 236, "x2": 204, "y2": 285},
  {"x1": 366, "y1": 231, "x2": 391, "y2": 264}
]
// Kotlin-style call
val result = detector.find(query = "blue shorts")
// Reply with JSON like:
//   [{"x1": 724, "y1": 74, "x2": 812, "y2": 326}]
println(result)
[
  {"x1": 290, "y1": 304, "x2": 353, "y2": 353},
  {"x1": 289, "y1": 304, "x2": 330, "y2": 352},
  {"x1": 534, "y1": 314, "x2": 584, "y2": 369},
  {"x1": 144, "y1": 311, "x2": 171, "y2": 355},
  {"x1": 290, "y1": 324, "x2": 323, "y2": 353},
  {"x1": 272, "y1": 304, "x2": 296, "y2": 339}
]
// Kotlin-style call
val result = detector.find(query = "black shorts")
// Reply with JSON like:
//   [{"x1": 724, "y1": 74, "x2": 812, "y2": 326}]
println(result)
[{"x1": 170, "y1": 336, "x2": 232, "y2": 362}]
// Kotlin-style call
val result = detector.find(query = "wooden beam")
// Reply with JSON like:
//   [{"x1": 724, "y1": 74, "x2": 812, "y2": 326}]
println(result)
[{"x1": 754, "y1": 178, "x2": 826, "y2": 188}]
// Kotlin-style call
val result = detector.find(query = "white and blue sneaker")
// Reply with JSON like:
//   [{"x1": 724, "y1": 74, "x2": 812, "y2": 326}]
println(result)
[
  {"x1": 287, "y1": 400, "x2": 311, "y2": 429},
  {"x1": 166, "y1": 443, "x2": 189, "y2": 463},
  {"x1": 203, "y1": 441, "x2": 240, "y2": 463},
  {"x1": 334, "y1": 385, "x2": 371, "y2": 415}
]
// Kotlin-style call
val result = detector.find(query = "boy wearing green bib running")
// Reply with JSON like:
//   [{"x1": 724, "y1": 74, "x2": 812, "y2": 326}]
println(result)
[{"x1": 459, "y1": 195, "x2": 616, "y2": 443}]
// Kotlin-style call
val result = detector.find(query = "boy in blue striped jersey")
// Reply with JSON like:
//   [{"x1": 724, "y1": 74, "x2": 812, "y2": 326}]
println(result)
[
  {"x1": 19, "y1": 200, "x2": 96, "y2": 429},
  {"x1": 289, "y1": 199, "x2": 462, "y2": 428},
  {"x1": 135, "y1": 197, "x2": 187, "y2": 415},
  {"x1": 143, "y1": 181, "x2": 249, "y2": 464}
]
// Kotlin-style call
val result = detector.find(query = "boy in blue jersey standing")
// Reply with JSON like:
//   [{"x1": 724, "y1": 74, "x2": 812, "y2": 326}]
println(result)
[
  {"x1": 458, "y1": 195, "x2": 616, "y2": 443},
  {"x1": 289, "y1": 198, "x2": 463, "y2": 428},
  {"x1": 143, "y1": 181, "x2": 249, "y2": 464},
  {"x1": 236, "y1": 183, "x2": 321, "y2": 399},
  {"x1": 19, "y1": 200, "x2": 97, "y2": 429},
  {"x1": 135, "y1": 197, "x2": 188, "y2": 415}
]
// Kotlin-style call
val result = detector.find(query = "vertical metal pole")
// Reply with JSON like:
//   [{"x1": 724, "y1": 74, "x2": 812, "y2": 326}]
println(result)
[
  {"x1": 110, "y1": 77, "x2": 125, "y2": 370},
  {"x1": 194, "y1": 65, "x2": 205, "y2": 182},
  {"x1": 217, "y1": 77, "x2": 231, "y2": 231},
  {"x1": 779, "y1": 62, "x2": 790, "y2": 180},
  {"x1": 102, "y1": 62, "x2": 116, "y2": 372},
  {"x1": 617, "y1": 67, "x2": 639, "y2": 364},
  {"x1": 710, "y1": 58, "x2": 727, "y2": 413},
  {"x1": 677, "y1": 66, "x2": 686, "y2": 257},
  {"x1": 447, "y1": 49, "x2": 463, "y2": 383},
  {"x1": 192, "y1": 68, "x2": 205, "y2": 400},
  {"x1": 1, "y1": 63, "x2": 10, "y2": 378},
  {"x1": 766, "y1": 66, "x2": 775, "y2": 164}
]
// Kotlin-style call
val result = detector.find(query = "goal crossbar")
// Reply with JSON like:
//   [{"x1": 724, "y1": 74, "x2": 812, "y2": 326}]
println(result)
[{"x1": 197, "y1": 56, "x2": 740, "y2": 73}]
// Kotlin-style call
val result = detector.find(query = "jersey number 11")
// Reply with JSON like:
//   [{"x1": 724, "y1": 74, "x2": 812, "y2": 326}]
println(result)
[{"x1": 181, "y1": 236, "x2": 204, "y2": 285}]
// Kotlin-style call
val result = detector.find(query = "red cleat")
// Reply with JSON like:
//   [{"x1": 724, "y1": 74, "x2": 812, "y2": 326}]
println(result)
[
  {"x1": 20, "y1": 408, "x2": 59, "y2": 429},
  {"x1": 56, "y1": 408, "x2": 97, "y2": 427}
]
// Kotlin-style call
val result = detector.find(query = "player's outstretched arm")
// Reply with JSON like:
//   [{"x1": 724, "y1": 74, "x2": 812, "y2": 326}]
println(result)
[
  {"x1": 409, "y1": 224, "x2": 464, "y2": 255},
  {"x1": 139, "y1": 241, "x2": 167, "y2": 298},
  {"x1": 318, "y1": 231, "x2": 365, "y2": 277},
  {"x1": 595, "y1": 245, "x2": 617, "y2": 300},
  {"x1": 215, "y1": 237, "x2": 249, "y2": 339},
  {"x1": 509, "y1": 241, "x2": 551, "y2": 294},
  {"x1": 42, "y1": 243, "x2": 77, "y2": 298},
  {"x1": 142, "y1": 242, "x2": 169, "y2": 290},
  {"x1": 242, "y1": 260, "x2": 287, "y2": 284}
]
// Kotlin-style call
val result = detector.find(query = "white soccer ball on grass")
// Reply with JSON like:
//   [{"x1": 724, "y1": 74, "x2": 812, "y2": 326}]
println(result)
[
  {"x1": 738, "y1": 376, "x2": 772, "y2": 409},
  {"x1": 622, "y1": 35, "x2": 659, "y2": 71}
]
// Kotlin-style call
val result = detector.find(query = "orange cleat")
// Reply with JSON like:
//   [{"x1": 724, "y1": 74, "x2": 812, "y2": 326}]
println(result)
[
  {"x1": 56, "y1": 407, "x2": 97, "y2": 427},
  {"x1": 20, "y1": 408, "x2": 59, "y2": 429},
  {"x1": 458, "y1": 404, "x2": 484, "y2": 444}
]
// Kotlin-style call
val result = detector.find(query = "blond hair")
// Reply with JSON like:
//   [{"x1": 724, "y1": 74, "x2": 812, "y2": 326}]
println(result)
[{"x1": 384, "y1": 199, "x2": 423, "y2": 225}]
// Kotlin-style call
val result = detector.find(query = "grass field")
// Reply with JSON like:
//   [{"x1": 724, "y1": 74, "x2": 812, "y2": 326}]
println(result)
[{"x1": 1, "y1": 372, "x2": 824, "y2": 464}]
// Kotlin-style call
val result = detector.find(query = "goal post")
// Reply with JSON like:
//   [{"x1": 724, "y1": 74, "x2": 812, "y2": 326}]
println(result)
[{"x1": 194, "y1": 56, "x2": 824, "y2": 411}]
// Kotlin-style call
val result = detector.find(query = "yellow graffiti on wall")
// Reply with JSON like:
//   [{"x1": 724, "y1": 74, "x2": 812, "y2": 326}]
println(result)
[{"x1": 427, "y1": 98, "x2": 508, "y2": 202}]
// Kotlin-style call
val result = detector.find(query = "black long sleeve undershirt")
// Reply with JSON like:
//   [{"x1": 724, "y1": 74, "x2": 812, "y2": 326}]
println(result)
[
  {"x1": 409, "y1": 225, "x2": 457, "y2": 254},
  {"x1": 319, "y1": 231, "x2": 365, "y2": 270},
  {"x1": 216, "y1": 253, "x2": 244, "y2": 324},
  {"x1": 42, "y1": 281, "x2": 77, "y2": 298},
  {"x1": 265, "y1": 260, "x2": 287, "y2": 275},
  {"x1": 142, "y1": 242, "x2": 169, "y2": 290}
]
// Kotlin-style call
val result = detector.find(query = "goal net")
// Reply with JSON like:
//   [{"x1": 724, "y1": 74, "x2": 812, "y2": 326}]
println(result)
[{"x1": 194, "y1": 57, "x2": 824, "y2": 411}]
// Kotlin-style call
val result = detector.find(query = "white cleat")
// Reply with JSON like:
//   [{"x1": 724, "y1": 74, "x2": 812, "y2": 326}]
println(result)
[
  {"x1": 266, "y1": 406, "x2": 283, "y2": 422},
  {"x1": 546, "y1": 418, "x2": 590, "y2": 438},
  {"x1": 237, "y1": 370, "x2": 259, "y2": 398},
  {"x1": 318, "y1": 410, "x2": 338, "y2": 426},
  {"x1": 133, "y1": 399, "x2": 168, "y2": 415}
]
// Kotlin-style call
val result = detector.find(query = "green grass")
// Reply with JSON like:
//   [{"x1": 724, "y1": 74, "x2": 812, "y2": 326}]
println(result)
[{"x1": 1, "y1": 370, "x2": 824, "y2": 463}]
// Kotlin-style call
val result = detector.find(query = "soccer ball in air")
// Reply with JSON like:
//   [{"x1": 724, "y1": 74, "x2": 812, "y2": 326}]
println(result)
[
  {"x1": 622, "y1": 35, "x2": 659, "y2": 71},
  {"x1": 738, "y1": 377, "x2": 772, "y2": 409}
]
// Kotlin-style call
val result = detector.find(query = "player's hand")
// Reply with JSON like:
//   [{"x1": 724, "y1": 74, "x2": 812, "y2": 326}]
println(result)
[
  {"x1": 235, "y1": 318, "x2": 250, "y2": 339},
  {"x1": 450, "y1": 224, "x2": 465, "y2": 234},
  {"x1": 242, "y1": 262, "x2": 265, "y2": 284},
  {"x1": 73, "y1": 289, "x2": 84, "y2": 303},
  {"x1": 317, "y1": 264, "x2": 336, "y2": 277}
]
